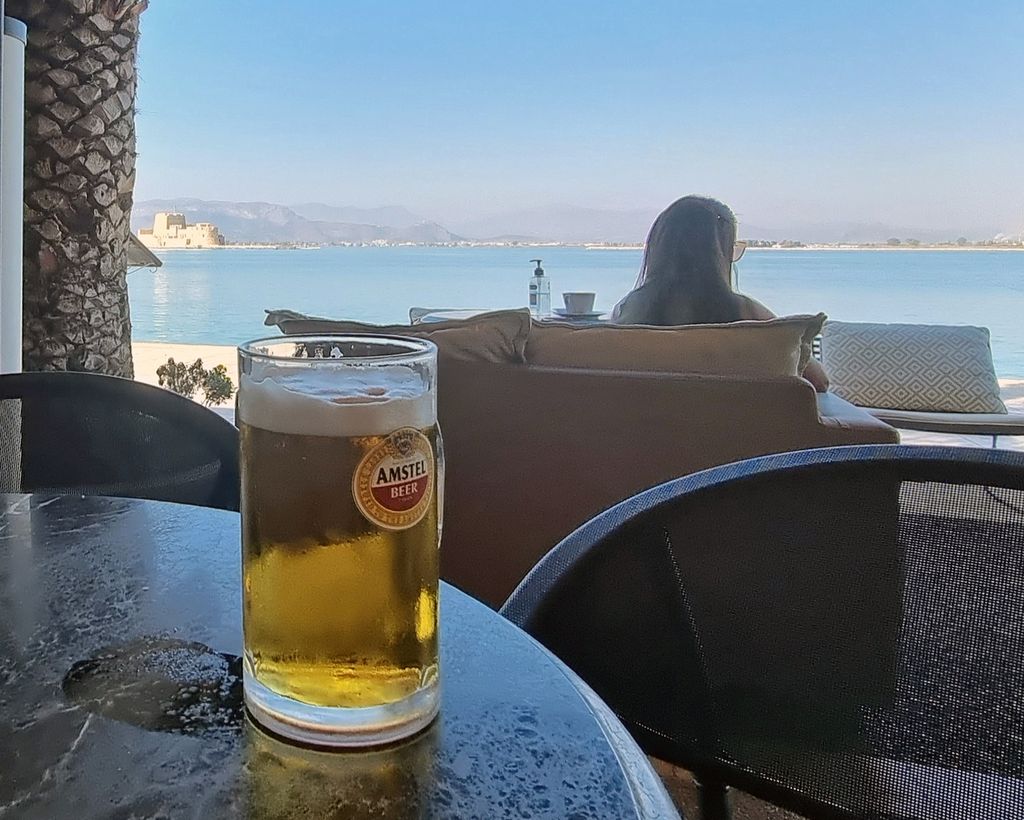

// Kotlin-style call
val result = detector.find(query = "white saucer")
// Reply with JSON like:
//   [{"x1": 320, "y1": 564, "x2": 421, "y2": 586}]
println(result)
[{"x1": 552, "y1": 308, "x2": 603, "y2": 319}]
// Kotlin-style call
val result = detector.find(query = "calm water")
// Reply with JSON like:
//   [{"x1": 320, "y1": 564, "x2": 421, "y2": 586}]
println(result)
[{"x1": 128, "y1": 247, "x2": 1024, "y2": 377}]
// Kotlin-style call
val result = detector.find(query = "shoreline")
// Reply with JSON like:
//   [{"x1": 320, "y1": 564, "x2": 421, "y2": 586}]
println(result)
[
  {"x1": 748, "y1": 245, "x2": 1024, "y2": 252},
  {"x1": 589, "y1": 245, "x2": 1024, "y2": 252},
  {"x1": 144, "y1": 244, "x2": 1024, "y2": 253},
  {"x1": 149, "y1": 244, "x2": 322, "y2": 251}
]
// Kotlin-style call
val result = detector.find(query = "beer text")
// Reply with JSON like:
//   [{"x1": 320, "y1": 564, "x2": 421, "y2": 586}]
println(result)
[{"x1": 375, "y1": 459, "x2": 428, "y2": 485}]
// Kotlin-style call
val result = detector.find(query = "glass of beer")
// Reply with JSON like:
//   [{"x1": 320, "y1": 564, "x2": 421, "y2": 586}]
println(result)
[{"x1": 237, "y1": 335, "x2": 442, "y2": 747}]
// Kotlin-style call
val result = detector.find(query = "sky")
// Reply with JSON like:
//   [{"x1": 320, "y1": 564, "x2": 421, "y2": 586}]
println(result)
[{"x1": 134, "y1": 1, "x2": 1024, "y2": 235}]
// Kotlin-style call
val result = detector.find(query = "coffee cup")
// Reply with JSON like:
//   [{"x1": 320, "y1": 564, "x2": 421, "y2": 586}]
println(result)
[{"x1": 562, "y1": 292, "x2": 596, "y2": 315}]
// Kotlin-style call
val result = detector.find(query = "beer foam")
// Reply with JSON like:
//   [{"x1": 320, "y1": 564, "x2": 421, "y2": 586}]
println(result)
[{"x1": 238, "y1": 362, "x2": 435, "y2": 436}]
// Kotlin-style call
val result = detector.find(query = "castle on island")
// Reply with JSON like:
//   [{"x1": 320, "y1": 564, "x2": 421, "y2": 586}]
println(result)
[{"x1": 138, "y1": 212, "x2": 225, "y2": 249}]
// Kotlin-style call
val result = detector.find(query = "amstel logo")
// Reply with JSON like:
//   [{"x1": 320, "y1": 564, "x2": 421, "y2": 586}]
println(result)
[{"x1": 352, "y1": 428, "x2": 434, "y2": 530}]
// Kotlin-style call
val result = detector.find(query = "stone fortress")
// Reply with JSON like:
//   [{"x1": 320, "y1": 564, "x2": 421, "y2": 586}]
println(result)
[{"x1": 138, "y1": 212, "x2": 225, "y2": 249}]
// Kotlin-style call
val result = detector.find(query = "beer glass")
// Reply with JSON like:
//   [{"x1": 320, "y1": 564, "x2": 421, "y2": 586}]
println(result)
[{"x1": 237, "y1": 336, "x2": 442, "y2": 746}]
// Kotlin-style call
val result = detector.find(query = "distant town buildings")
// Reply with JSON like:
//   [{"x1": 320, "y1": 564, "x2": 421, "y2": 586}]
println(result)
[{"x1": 138, "y1": 213, "x2": 225, "y2": 249}]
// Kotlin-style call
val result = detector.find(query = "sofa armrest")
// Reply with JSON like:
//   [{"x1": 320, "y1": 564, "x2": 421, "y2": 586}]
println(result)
[{"x1": 816, "y1": 391, "x2": 900, "y2": 442}]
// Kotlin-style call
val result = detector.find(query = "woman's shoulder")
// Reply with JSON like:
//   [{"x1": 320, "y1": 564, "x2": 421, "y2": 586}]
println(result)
[
  {"x1": 734, "y1": 293, "x2": 776, "y2": 321},
  {"x1": 612, "y1": 282, "x2": 663, "y2": 324}
]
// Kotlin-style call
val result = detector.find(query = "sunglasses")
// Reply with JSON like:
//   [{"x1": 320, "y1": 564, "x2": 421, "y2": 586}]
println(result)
[{"x1": 732, "y1": 240, "x2": 748, "y2": 263}]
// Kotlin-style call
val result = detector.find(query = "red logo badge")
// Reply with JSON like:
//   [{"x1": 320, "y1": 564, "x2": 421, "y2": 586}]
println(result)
[{"x1": 353, "y1": 428, "x2": 434, "y2": 530}]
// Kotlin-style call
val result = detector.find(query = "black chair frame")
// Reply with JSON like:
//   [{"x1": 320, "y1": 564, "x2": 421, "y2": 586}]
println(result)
[
  {"x1": 503, "y1": 445, "x2": 1024, "y2": 820},
  {"x1": 0, "y1": 371, "x2": 240, "y2": 511}
]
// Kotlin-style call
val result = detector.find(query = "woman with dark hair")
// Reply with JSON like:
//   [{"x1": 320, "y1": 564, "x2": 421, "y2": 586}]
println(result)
[{"x1": 612, "y1": 195, "x2": 829, "y2": 391}]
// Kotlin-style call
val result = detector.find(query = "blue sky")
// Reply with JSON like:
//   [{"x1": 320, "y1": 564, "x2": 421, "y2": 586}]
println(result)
[{"x1": 135, "y1": 1, "x2": 1024, "y2": 234}]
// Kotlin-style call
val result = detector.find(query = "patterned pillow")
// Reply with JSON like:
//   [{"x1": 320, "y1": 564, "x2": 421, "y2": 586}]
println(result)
[{"x1": 820, "y1": 322, "x2": 1006, "y2": 413}]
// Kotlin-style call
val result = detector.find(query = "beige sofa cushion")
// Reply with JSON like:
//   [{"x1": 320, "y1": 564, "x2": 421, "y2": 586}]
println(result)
[
  {"x1": 526, "y1": 314, "x2": 826, "y2": 378},
  {"x1": 263, "y1": 309, "x2": 531, "y2": 364},
  {"x1": 820, "y1": 321, "x2": 1006, "y2": 413}
]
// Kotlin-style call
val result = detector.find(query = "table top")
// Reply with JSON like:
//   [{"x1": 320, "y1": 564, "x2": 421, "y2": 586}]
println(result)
[{"x1": 0, "y1": 494, "x2": 678, "y2": 819}]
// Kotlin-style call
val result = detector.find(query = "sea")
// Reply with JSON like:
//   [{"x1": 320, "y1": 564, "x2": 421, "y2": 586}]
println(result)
[{"x1": 128, "y1": 247, "x2": 1024, "y2": 378}]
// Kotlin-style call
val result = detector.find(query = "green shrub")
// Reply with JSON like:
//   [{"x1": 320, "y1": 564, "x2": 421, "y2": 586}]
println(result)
[
  {"x1": 156, "y1": 357, "x2": 235, "y2": 406},
  {"x1": 201, "y1": 364, "x2": 235, "y2": 406},
  {"x1": 156, "y1": 357, "x2": 205, "y2": 397}
]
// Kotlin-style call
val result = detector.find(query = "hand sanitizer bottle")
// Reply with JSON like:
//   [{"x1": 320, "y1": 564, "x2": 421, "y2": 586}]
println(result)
[{"x1": 529, "y1": 259, "x2": 551, "y2": 318}]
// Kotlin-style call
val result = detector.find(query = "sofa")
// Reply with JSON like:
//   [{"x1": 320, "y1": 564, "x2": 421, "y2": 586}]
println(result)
[{"x1": 265, "y1": 309, "x2": 899, "y2": 608}]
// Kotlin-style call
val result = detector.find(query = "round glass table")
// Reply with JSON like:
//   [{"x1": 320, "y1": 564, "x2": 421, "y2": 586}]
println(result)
[{"x1": 0, "y1": 494, "x2": 679, "y2": 818}]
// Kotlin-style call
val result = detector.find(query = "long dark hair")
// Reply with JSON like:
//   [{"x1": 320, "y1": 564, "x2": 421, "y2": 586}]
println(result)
[{"x1": 631, "y1": 195, "x2": 744, "y2": 325}]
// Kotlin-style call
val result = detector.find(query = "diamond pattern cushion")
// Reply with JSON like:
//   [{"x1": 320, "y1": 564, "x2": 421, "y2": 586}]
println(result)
[{"x1": 820, "y1": 322, "x2": 1006, "y2": 414}]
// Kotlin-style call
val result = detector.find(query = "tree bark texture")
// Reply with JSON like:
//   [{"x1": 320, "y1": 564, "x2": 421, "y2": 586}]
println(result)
[{"x1": 8, "y1": 0, "x2": 148, "y2": 376}]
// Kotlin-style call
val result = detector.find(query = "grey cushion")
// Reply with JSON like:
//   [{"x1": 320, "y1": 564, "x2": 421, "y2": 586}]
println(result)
[
  {"x1": 263, "y1": 308, "x2": 531, "y2": 364},
  {"x1": 820, "y1": 321, "x2": 1006, "y2": 414},
  {"x1": 863, "y1": 408, "x2": 1024, "y2": 436}
]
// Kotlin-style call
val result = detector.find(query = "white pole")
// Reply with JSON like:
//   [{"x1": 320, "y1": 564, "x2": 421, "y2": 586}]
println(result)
[{"x1": 1, "y1": 17, "x2": 26, "y2": 374}]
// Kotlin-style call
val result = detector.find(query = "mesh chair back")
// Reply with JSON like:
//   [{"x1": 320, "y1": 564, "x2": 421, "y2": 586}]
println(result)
[
  {"x1": 503, "y1": 446, "x2": 1024, "y2": 820},
  {"x1": 0, "y1": 372, "x2": 239, "y2": 511}
]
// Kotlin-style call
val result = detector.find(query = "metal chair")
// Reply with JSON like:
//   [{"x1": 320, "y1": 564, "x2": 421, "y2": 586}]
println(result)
[
  {"x1": 0, "y1": 372, "x2": 239, "y2": 511},
  {"x1": 502, "y1": 445, "x2": 1024, "y2": 820}
]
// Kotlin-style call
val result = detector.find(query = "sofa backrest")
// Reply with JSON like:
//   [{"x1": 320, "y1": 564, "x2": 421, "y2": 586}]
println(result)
[
  {"x1": 437, "y1": 360, "x2": 889, "y2": 607},
  {"x1": 526, "y1": 313, "x2": 825, "y2": 377}
]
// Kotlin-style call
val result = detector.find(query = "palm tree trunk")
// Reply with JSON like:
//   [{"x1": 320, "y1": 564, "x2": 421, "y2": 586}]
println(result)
[{"x1": 8, "y1": 0, "x2": 148, "y2": 376}]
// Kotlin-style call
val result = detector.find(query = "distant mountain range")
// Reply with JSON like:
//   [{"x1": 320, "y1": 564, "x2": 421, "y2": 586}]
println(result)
[
  {"x1": 132, "y1": 198, "x2": 1008, "y2": 245},
  {"x1": 289, "y1": 203, "x2": 428, "y2": 227},
  {"x1": 447, "y1": 205, "x2": 659, "y2": 244},
  {"x1": 131, "y1": 199, "x2": 459, "y2": 244},
  {"x1": 739, "y1": 221, "x2": 993, "y2": 245}
]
